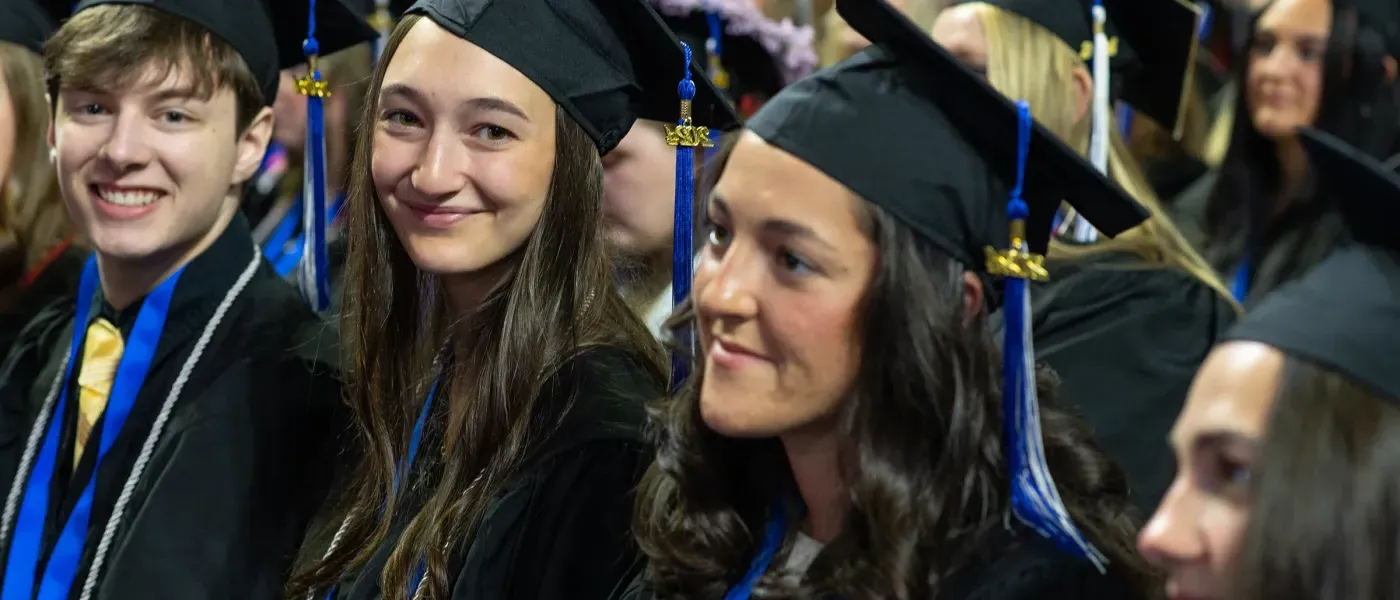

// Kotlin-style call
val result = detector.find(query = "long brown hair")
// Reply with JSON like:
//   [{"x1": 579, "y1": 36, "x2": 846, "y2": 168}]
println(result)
[
  {"x1": 1233, "y1": 356, "x2": 1400, "y2": 600},
  {"x1": 1, "y1": 42, "x2": 72, "y2": 287},
  {"x1": 286, "y1": 14, "x2": 664, "y2": 600},
  {"x1": 632, "y1": 139, "x2": 1154, "y2": 599}
]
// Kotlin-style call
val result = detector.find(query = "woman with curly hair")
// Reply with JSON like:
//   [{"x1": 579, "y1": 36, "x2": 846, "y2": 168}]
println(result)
[{"x1": 622, "y1": 1, "x2": 1156, "y2": 598}]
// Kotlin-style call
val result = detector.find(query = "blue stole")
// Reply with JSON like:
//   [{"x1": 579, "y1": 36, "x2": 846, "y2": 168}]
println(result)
[
  {"x1": 263, "y1": 193, "x2": 346, "y2": 278},
  {"x1": 2, "y1": 255, "x2": 186, "y2": 600},
  {"x1": 1231, "y1": 253, "x2": 1252, "y2": 303},
  {"x1": 723, "y1": 502, "x2": 789, "y2": 600},
  {"x1": 324, "y1": 381, "x2": 437, "y2": 600}
]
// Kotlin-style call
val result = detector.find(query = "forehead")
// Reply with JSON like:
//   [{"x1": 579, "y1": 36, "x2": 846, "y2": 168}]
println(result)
[
  {"x1": 717, "y1": 132, "x2": 861, "y2": 221},
  {"x1": 64, "y1": 59, "x2": 211, "y2": 100},
  {"x1": 381, "y1": 18, "x2": 551, "y2": 111},
  {"x1": 1172, "y1": 341, "x2": 1286, "y2": 445}
]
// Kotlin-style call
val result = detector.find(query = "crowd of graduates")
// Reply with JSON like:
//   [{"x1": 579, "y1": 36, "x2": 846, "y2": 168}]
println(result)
[{"x1": 0, "y1": 0, "x2": 1397, "y2": 598}]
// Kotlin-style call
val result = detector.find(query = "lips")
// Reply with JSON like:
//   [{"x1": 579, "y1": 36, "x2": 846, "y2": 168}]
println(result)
[{"x1": 708, "y1": 338, "x2": 771, "y2": 371}]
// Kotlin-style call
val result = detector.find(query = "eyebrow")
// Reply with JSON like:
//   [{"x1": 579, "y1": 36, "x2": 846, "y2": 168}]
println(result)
[
  {"x1": 710, "y1": 195, "x2": 839, "y2": 253},
  {"x1": 1182, "y1": 429, "x2": 1258, "y2": 454},
  {"x1": 379, "y1": 83, "x2": 531, "y2": 122},
  {"x1": 64, "y1": 85, "x2": 204, "y2": 104}
]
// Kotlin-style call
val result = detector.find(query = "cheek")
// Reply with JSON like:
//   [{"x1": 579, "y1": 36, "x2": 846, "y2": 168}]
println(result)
[
  {"x1": 1202, "y1": 499, "x2": 1251, "y2": 570},
  {"x1": 778, "y1": 292, "x2": 862, "y2": 395},
  {"x1": 473, "y1": 145, "x2": 554, "y2": 216},
  {"x1": 370, "y1": 136, "x2": 418, "y2": 199}
]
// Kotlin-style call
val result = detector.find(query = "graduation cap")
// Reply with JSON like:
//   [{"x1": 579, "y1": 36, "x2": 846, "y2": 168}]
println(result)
[
  {"x1": 963, "y1": 0, "x2": 1201, "y2": 137},
  {"x1": 402, "y1": 0, "x2": 739, "y2": 154},
  {"x1": 0, "y1": 0, "x2": 58, "y2": 54},
  {"x1": 1223, "y1": 127, "x2": 1400, "y2": 400},
  {"x1": 803, "y1": 0, "x2": 1147, "y2": 569},
  {"x1": 73, "y1": 0, "x2": 378, "y2": 102}
]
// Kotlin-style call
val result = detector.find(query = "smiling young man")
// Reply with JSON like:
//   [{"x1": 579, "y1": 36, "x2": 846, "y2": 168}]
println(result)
[{"x1": 0, "y1": 0, "x2": 373, "y2": 597}]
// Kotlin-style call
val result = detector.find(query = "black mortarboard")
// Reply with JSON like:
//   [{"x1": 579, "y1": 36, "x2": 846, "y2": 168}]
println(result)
[
  {"x1": 73, "y1": 0, "x2": 378, "y2": 102},
  {"x1": 963, "y1": 0, "x2": 1201, "y2": 136},
  {"x1": 403, "y1": 0, "x2": 740, "y2": 154},
  {"x1": 747, "y1": 1, "x2": 1146, "y2": 270},
  {"x1": 1223, "y1": 127, "x2": 1400, "y2": 400},
  {"x1": 0, "y1": 0, "x2": 57, "y2": 54}
]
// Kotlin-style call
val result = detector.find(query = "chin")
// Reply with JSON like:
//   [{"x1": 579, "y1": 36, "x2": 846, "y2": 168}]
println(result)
[
  {"x1": 398, "y1": 236, "x2": 511, "y2": 277},
  {"x1": 1250, "y1": 112, "x2": 1305, "y2": 139},
  {"x1": 699, "y1": 376, "x2": 792, "y2": 439}
]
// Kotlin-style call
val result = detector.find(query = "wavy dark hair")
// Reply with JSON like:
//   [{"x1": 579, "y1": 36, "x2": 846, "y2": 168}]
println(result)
[
  {"x1": 285, "y1": 14, "x2": 664, "y2": 600},
  {"x1": 631, "y1": 139, "x2": 1154, "y2": 600},
  {"x1": 1200, "y1": 0, "x2": 1397, "y2": 291},
  {"x1": 1233, "y1": 355, "x2": 1400, "y2": 600}
]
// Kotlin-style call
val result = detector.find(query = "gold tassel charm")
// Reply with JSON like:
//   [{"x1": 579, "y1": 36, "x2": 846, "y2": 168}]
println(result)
[
  {"x1": 295, "y1": 55, "x2": 332, "y2": 98},
  {"x1": 984, "y1": 218, "x2": 1050, "y2": 281},
  {"x1": 665, "y1": 99, "x2": 715, "y2": 148}
]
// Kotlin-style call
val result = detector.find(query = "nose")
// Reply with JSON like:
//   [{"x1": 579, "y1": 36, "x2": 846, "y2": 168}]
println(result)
[
  {"x1": 695, "y1": 244, "x2": 760, "y2": 324},
  {"x1": 98, "y1": 112, "x2": 154, "y2": 172},
  {"x1": 409, "y1": 128, "x2": 469, "y2": 200},
  {"x1": 1137, "y1": 477, "x2": 1207, "y2": 568},
  {"x1": 1254, "y1": 43, "x2": 1300, "y2": 79}
]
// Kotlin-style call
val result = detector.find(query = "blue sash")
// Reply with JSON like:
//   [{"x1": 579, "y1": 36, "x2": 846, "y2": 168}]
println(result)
[
  {"x1": 264, "y1": 194, "x2": 345, "y2": 278},
  {"x1": 3, "y1": 255, "x2": 186, "y2": 600},
  {"x1": 723, "y1": 502, "x2": 789, "y2": 600},
  {"x1": 1231, "y1": 254, "x2": 1252, "y2": 303},
  {"x1": 324, "y1": 381, "x2": 436, "y2": 600}
]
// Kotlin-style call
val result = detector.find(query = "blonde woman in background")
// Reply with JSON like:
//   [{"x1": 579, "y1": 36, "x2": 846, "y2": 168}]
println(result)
[
  {"x1": 0, "y1": 0, "x2": 81, "y2": 354},
  {"x1": 931, "y1": 0, "x2": 1239, "y2": 516}
]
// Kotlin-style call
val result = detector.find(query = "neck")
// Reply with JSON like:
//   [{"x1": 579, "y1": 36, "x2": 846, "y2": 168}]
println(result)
[
  {"x1": 442, "y1": 257, "x2": 516, "y2": 332},
  {"x1": 97, "y1": 202, "x2": 236, "y2": 310},
  {"x1": 781, "y1": 424, "x2": 848, "y2": 543},
  {"x1": 1275, "y1": 135, "x2": 1310, "y2": 203}
]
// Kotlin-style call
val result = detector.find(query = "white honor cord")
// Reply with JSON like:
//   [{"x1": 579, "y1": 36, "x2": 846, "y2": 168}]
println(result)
[
  {"x1": 308, "y1": 470, "x2": 487, "y2": 600},
  {"x1": 78, "y1": 250, "x2": 263, "y2": 600}
]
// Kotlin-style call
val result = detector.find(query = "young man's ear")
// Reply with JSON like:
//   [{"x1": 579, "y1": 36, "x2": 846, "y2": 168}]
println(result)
[{"x1": 232, "y1": 106, "x2": 275, "y2": 186}]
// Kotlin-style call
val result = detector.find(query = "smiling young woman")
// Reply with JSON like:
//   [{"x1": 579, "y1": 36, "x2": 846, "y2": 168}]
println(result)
[
  {"x1": 285, "y1": 1, "x2": 739, "y2": 599},
  {"x1": 623, "y1": 2, "x2": 1155, "y2": 598}
]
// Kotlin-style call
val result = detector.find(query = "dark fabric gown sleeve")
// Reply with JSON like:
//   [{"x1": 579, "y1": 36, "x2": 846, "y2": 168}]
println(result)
[
  {"x1": 451, "y1": 439, "x2": 648, "y2": 600},
  {"x1": 92, "y1": 354, "x2": 342, "y2": 600}
]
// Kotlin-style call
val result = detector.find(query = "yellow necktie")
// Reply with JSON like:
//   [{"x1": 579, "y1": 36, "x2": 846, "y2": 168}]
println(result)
[{"x1": 74, "y1": 318, "x2": 123, "y2": 468}]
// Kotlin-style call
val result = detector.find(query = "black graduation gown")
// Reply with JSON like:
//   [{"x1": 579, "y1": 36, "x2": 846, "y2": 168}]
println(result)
[
  {"x1": 0, "y1": 246, "x2": 84, "y2": 359},
  {"x1": 0, "y1": 214, "x2": 344, "y2": 600},
  {"x1": 1019, "y1": 252, "x2": 1235, "y2": 514},
  {"x1": 617, "y1": 524, "x2": 1137, "y2": 600},
  {"x1": 334, "y1": 347, "x2": 659, "y2": 600}
]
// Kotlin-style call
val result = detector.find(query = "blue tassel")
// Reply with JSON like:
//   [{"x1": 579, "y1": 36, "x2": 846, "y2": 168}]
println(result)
[
  {"x1": 671, "y1": 42, "x2": 699, "y2": 387},
  {"x1": 297, "y1": 1, "x2": 332, "y2": 313},
  {"x1": 1002, "y1": 100, "x2": 1108, "y2": 572}
]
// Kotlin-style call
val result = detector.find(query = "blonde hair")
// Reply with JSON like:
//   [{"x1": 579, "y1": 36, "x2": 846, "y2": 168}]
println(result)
[
  {"x1": 1, "y1": 42, "x2": 72, "y2": 285},
  {"x1": 968, "y1": 3, "x2": 1238, "y2": 307}
]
